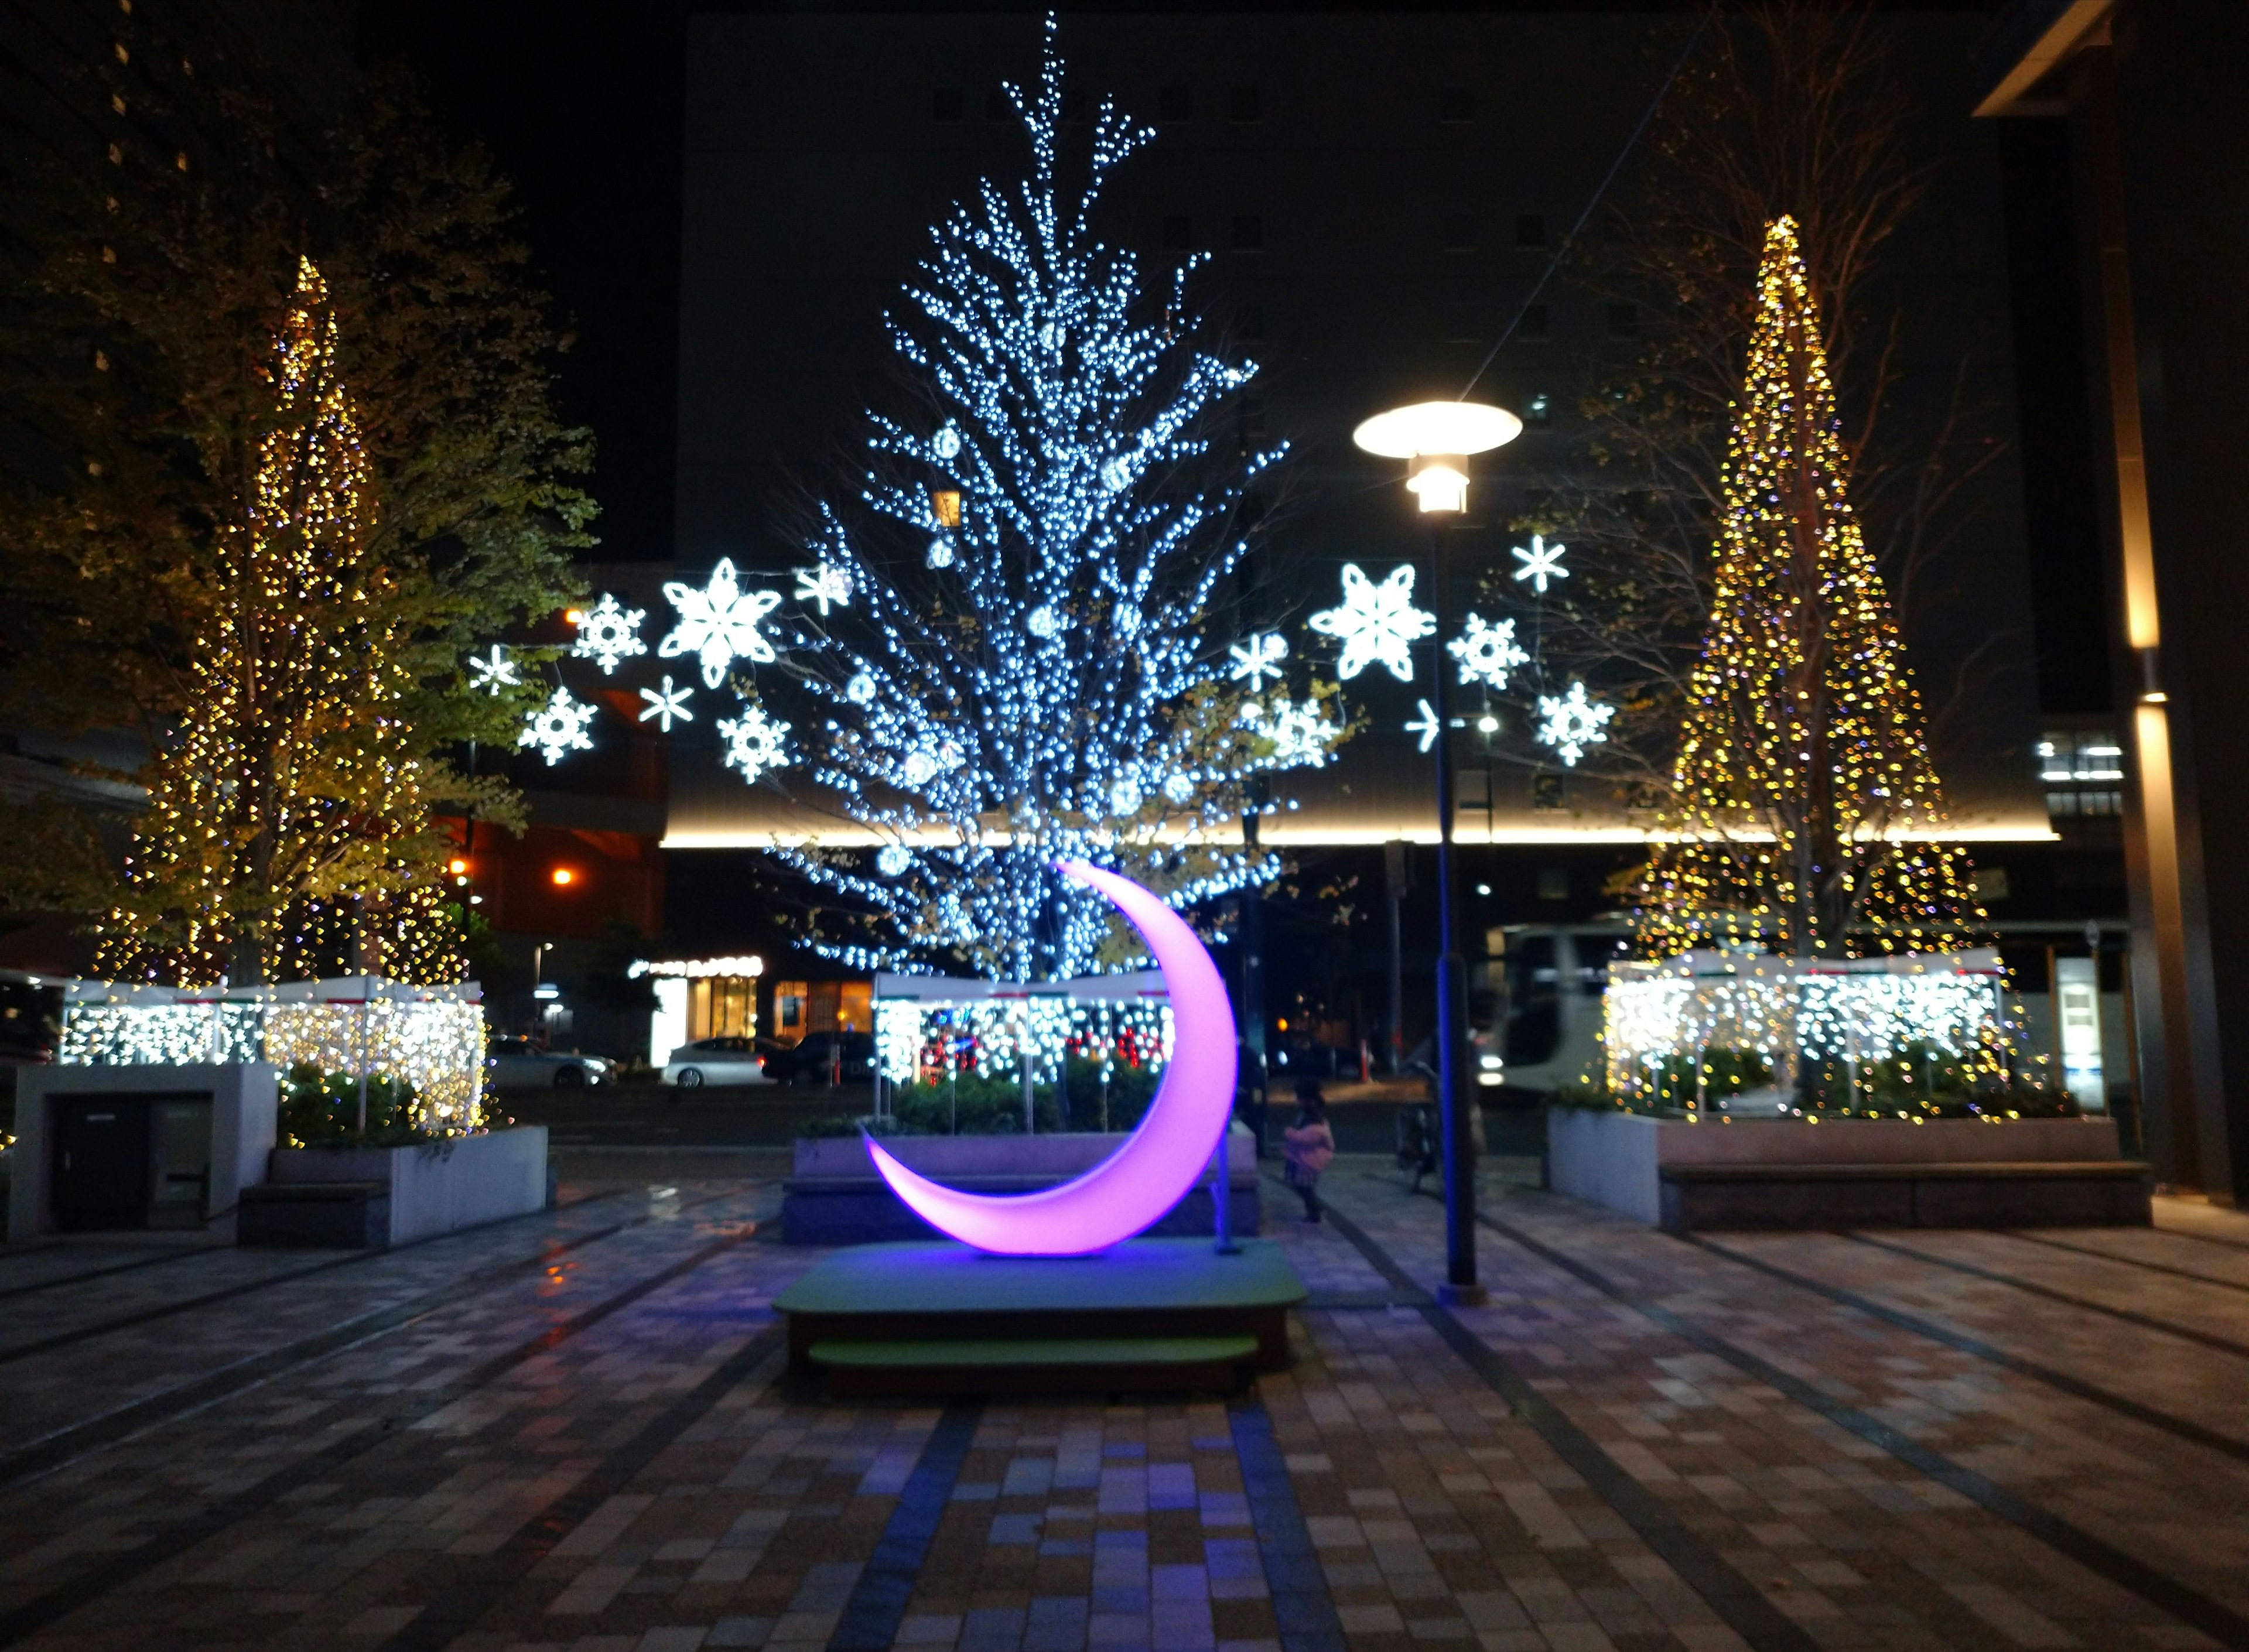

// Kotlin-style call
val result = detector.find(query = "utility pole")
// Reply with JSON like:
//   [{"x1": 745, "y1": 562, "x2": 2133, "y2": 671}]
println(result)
[{"x1": 1428, "y1": 522, "x2": 1484, "y2": 1306}]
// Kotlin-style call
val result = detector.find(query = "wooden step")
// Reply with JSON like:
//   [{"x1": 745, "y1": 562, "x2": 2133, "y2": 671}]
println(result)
[{"x1": 806, "y1": 1334, "x2": 1260, "y2": 1397}]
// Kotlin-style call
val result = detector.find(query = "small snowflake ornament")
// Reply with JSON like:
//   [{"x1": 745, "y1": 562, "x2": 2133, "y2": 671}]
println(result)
[
  {"x1": 521, "y1": 686, "x2": 597, "y2": 765},
  {"x1": 1536, "y1": 680, "x2": 1614, "y2": 766},
  {"x1": 931, "y1": 424, "x2": 963, "y2": 460},
  {"x1": 572, "y1": 593, "x2": 648, "y2": 675},
  {"x1": 1265, "y1": 698, "x2": 1339, "y2": 768},
  {"x1": 717, "y1": 703, "x2": 791, "y2": 783},
  {"x1": 637, "y1": 675, "x2": 694, "y2": 731},
  {"x1": 1511, "y1": 534, "x2": 1570, "y2": 595},
  {"x1": 901, "y1": 747, "x2": 941, "y2": 787},
  {"x1": 845, "y1": 672, "x2": 878, "y2": 706},
  {"x1": 466, "y1": 645, "x2": 519, "y2": 696},
  {"x1": 1448, "y1": 613, "x2": 1530, "y2": 689},
  {"x1": 1228, "y1": 632, "x2": 1288, "y2": 690},
  {"x1": 794, "y1": 563, "x2": 853, "y2": 616},
  {"x1": 876, "y1": 844, "x2": 912, "y2": 877},
  {"x1": 1308, "y1": 563, "x2": 1434, "y2": 682},
  {"x1": 1026, "y1": 604, "x2": 1061, "y2": 640},
  {"x1": 926, "y1": 538, "x2": 956, "y2": 570},
  {"x1": 1406, "y1": 699, "x2": 1443, "y2": 754},
  {"x1": 660, "y1": 558, "x2": 784, "y2": 689}
]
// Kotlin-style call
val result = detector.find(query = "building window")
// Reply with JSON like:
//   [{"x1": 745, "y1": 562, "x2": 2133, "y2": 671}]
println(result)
[
  {"x1": 1517, "y1": 303, "x2": 1550, "y2": 340},
  {"x1": 1229, "y1": 85, "x2": 1262, "y2": 122},
  {"x1": 1442, "y1": 215, "x2": 1478, "y2": 252},
  {"x1": 1523, "y1": 392, "x2": 1552, "y2": 427},
  {"x1": 768, "y1": 980, "x2": 872, "y2": 1043},
  {"x1": 1160, "y1": 85, "x2": 1194, "y2": 121},
  {"x1": 932, "y1": 87, "x2": 963, "y2": 122},
  {"x1": 688, "y1": 976, "x2": 758, "y2": 1041},
  {"x1": 1231, "y1": 213, "x2": 1263, "y2": 251},
  {"x1": 1440, "y1": 85, "x2": 1474, "y2": 124},
  {"x1": 984, "y1": 86, "x2": 1011, "y2": 121},
  {"x1": 1605, "y1": 303, "x2": 1640, "y2": 337},
  {"x1": 2038, "y1": 729, "x2": 2126, "y2": 826},
  {"x1": 1516, "y1": 213, "x2": 1547, "y2": 248},
  {"x1": 1161, "y1": 213, "x2": 1192, "y2": 251}
]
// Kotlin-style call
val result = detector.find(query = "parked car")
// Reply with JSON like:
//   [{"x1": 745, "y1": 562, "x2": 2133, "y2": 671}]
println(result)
[
  {"x1": 488, "y1": 1038, "x2": 613, "y2": 1089},
  {"x1": 662, "y1": 1037, "x2": 774, "y2": 1089},
  {"x1": 761, "y1": 1031, "x2": 877, "y2": 1086}
]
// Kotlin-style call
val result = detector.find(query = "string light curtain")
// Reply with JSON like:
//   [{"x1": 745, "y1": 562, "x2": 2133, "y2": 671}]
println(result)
[
  {"x1": 101, "y1": 259, "x2": 459, "y2": 987},
  {"x1": 1635, "y1": 216, "x2": 1985, "y2": 961}
]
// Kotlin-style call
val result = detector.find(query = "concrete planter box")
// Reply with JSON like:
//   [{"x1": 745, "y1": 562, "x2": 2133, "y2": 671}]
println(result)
[
  {"x1": 1547, "y1": 1108, "x2": 2143, "y2": 1231},
  {"x1": 265, "y1": 1126, "x2": 548, "y2": 1249},
  {"x1": 784, "y1": 1127, "x2": 1259, "y2": 1246}
]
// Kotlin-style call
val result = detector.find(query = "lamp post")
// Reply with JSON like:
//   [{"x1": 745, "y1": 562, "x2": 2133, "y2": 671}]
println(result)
[{"x1": 1352, "y1": 399, "x2": 1521, "y2": 1307}]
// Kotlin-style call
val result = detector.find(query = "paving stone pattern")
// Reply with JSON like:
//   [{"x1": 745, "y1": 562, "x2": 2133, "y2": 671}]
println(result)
[{"x1": 0, "y1": 1164, "x2": 2244, "y2": 1648}]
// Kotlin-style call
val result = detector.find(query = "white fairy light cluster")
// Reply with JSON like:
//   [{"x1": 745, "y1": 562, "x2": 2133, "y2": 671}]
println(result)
[
  {"x1": 873, "y1": 972, "x2": 1173, "y2": 1090},
  {"x1": 773, "y1": 23, "x2": 1331, "y2": 982},
  {"x1": 57, "y1": 978, "x2": 487, "y2": 1134},
  {"x1": 1601, "y1": 950, "x2": 2006, "y2": 1097}
]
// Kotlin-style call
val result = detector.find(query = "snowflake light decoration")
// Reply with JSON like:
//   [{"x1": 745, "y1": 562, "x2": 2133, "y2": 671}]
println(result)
[
  {"x1": 1536, "y1": 680, "x2": 1614, "y2": 766},
  {"x1": 520, "y1": 686, "x2": 597, "y2": 765},
  {"x1": 572, "y1": 593, "x2": 647, "y2": 675},
  {"x1": 1405, "y1": 699, "x2": 1443, "y2": 754},
  {"x1": 876, "y1": 844, "x2": 912, "y2": 877},
  {"x1": 660, "y1": 558, "x2": 784, "y2": 689},
  {"x1": 1265, "y1": 698, "x2": 1339, "y2": 768},
  {"x1": 1228, "y1": 632, "x2": 1288, "y2": 691},
  {"x1": 1308, "y1": 563, "x2": 1434, "y2": 682},
  {"x1": 1511, "y1": 534, "x2": 1569, "y2": 595},
  {"x1": 466, "y1": 645, "x2": 519, "y2": 696},
  {"x1": 901, "y1": 747, "x2": 941, "y2": 787},
  {"x1": 1448, "y1": 613, "x2": 1530, "y2": 689},
  {"x1": 717, "y1": 703, "x2": 791, "y2": 783},
  {"x1": 637, "y1": 674, "x2": 694, "y2": 731},
  {"x1": 794, "y1": 563, "x2": 853, "y2": 616},
  {"x1": 927, "y1": 538, "x2": 956, "y2": 570}
]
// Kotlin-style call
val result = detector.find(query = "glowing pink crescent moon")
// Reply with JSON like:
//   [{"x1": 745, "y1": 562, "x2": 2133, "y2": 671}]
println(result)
[{"x1": 865, "y1": 859, "x2": 1238, "y2": 1255}]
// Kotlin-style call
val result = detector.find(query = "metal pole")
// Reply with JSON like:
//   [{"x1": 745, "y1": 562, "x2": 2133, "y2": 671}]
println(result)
[
  {"x1": 1211, "y1": 1132, "x2": 1239, "y2": 1255},
  {"x1": 1240, "y1": 794, "x2": 1269, "y2": 1155},
  {"x1": 1428, "y1": 522, "x2": 1484, "y2": 1305},
  {"x1": 1383, "y1": 839, "x2": 1408, "y2": 1074}
]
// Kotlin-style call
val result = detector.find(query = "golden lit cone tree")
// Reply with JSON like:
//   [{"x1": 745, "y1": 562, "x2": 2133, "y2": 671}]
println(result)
[
  {"x1": 103, "y1": 259, "x2": 459, "y2": 987},
  {"x1": 1635, "y1": 216, "x2": 1984, "y2": 962}
]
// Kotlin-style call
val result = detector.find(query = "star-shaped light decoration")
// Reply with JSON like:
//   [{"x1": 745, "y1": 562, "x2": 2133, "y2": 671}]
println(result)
[
  {"x1": 1448, "y1": 613, "x2": 1530, "y2": 689},
  {"x1": 717, "y1": 702, "x2": 791, "y2": 783},
  {"x1": 660, "y1": 558, "x2": 784, "y2": 689},
  {"x1": 1308, "y1": 563, "x2": 1435, "y2": 682},
  {"x1": 1406, "y1": 698, "x2": 1443, "y2": 754},
  {"x1": 794, "y1": 563, "x2": 853, "y2": 617},
  {"x1": 1510, "y1": 534, "x2": 1569, "y2": 595},
  {"x1": 637, "y1": 674, "x2": 695, "y2": 732},
  {"x1": 466, "y1": 645, "x2": 519, "y2": 696},
  {"x1": 1536, "y1": 680, "x2": 1615, "y2": 766},
  {"x1": 572, "y1": 593, "x2": 648, "y2": 675},
  {"x1": 520, "y1": 686, "x2": 597, "y2": 765},
  {"x1": 1228, "y1": 632, "x2": 1289, "y2": 691}
]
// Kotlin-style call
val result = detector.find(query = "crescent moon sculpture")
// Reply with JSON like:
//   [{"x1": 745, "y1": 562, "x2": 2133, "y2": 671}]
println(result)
[{"x1": 866, "y1": 859, "x2": 1239, "y2": 1256}]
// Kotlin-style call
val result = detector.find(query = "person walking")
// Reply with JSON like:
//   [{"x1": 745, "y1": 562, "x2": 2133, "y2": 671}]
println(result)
[{"x1": 1282, "y1": 1078, "x2": 1336, "y2": 1223}]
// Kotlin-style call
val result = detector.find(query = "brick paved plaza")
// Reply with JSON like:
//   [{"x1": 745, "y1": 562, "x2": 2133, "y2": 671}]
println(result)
[{"x1": 0, "y1": 1159, "x2": 2245, "y2": 1651}]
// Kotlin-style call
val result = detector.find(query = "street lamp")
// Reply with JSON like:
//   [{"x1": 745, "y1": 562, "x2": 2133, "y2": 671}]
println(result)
[{"x1": 1353, "y1": 398, "x2": 1521, "y2": 1307}]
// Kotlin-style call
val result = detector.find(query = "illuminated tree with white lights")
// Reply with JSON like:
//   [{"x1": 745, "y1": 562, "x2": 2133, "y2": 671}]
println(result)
[
  {"x1": 1635, "y1": 217, "x2": 1984, "y2": 960},
  {"x1": 778, "y1": 20, "x2": 1338, "y2": 981}
]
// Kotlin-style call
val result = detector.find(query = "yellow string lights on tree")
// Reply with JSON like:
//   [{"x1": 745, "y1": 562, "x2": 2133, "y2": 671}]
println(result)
[
  {"x1": 1636, "y1": 216, "x2": 1986, "y2": 964},
  {"x1": 102, "y1": 258, "x2": 461, "y2": 988}
]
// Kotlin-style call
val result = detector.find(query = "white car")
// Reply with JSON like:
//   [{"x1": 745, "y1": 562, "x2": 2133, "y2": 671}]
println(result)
[
  {"x1": 662, "y1": 1037, "x2": 773, "y2": 1088},
  {"x1": 488, "y1": 1038, "x2": 614, "y2": 1089}
]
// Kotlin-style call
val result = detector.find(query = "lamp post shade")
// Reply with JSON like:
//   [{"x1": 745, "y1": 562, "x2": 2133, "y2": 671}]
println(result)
[{"x1": 1352, "y1": 401, "x2": 1522, "y2": 514}]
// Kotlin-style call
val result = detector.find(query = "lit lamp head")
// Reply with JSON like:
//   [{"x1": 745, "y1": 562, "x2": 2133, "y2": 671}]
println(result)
[{"x1": 1352, "y1": 400, "x2": 1522, "y2": 514}]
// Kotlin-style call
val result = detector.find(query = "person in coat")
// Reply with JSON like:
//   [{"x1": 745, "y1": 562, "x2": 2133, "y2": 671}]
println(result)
[{"x1": 1281, "y1": 1078, "x2": 1336, "y2": 1222}]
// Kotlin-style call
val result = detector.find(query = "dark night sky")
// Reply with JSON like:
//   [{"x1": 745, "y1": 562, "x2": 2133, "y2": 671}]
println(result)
[{"x1": 351, "y1": 0, "x2": 2112, "y2": 714}]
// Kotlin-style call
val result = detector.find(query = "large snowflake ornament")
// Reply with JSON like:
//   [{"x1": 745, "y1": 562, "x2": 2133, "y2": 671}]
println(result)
[
  {"x1": 661, "y1": 559, "x2": 784, "y2": 689},
  {"x1": 1448, "y1": 613, "x2": 1530, "y2": 688},
  {"x1": 1308, "y1": 563, "x2": 1434, "y2": 682},
  {"x1": 1228, "y1": 632, "x2": 1288, "y2": 690},
  {"x1": 1510, "y1": 534, "x2": 1570, "y2": 595},
  {"x1": 520, "y1": 686, "x2": 597, "y2": 766},
  {"x1": 1536, "y1": 680, "x2": 1614, "y2": 766},
  {"x1": 572, "y1": 593, "x2": 647, "y2": 675},
  {"x1": 466, "y1": 645, "x2": 519, "y2": 696},
  {"x1": 637, "y1": 674, "x2": 695, "y2": 731},
  {"x1": 794, "y1": 563, "x2": 853, "y2": 616},
  {"x1": 717, "y1": 703, "x2": 792, "y2": 783}
]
